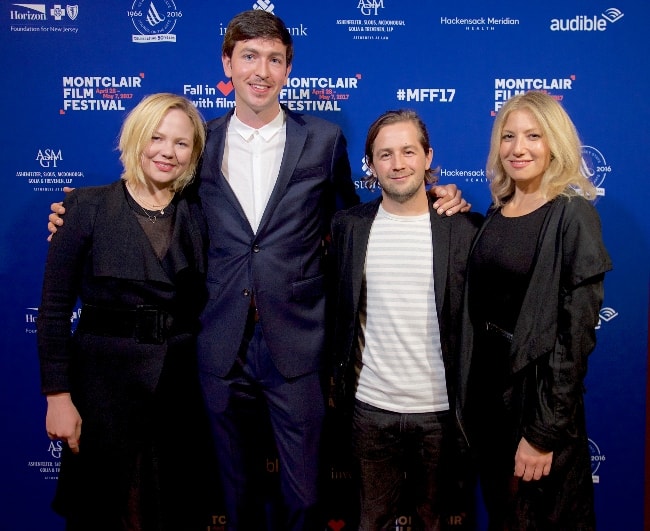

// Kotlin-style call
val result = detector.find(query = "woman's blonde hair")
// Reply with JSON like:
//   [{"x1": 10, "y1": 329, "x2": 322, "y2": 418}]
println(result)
[
  {"x1": 486, "y1": 91, "x2": 596, "y2": 207},
  {"x1": 118, "y1": 93, "x2": 206, "y2": 192}
]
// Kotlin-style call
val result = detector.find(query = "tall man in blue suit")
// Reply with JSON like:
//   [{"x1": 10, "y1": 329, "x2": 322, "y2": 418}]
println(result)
[{"x1": 194, "y1": 10, "x2": 359, "y2": 531}]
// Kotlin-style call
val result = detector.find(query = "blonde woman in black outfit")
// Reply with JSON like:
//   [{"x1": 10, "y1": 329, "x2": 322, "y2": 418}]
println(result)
[
  {"x1": 38, "y1": 93, "x2": 209, "y2": 531},
  {"x1": 457, "y1": 91, "x2": 612, "y2": 530}
]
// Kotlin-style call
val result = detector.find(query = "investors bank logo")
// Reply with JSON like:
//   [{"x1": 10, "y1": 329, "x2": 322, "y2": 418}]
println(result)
[
  {"x1": 253, "y1": 0, "x2": 274, "y2": 12},
  {"x1": 129, "y1": 0, "x2": 182, "y2": 43},
  {"x1": 550, "y1": 7, "x2": 623, "y2": 31},
  {"x1": 217, "y1": 0, "x2": 308, "y2": 37}
]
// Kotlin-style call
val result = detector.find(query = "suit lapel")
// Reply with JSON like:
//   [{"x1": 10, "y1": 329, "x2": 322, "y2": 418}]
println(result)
[
  {"x1": 351, "y1": 214, "x2": 374, "y2": 299},
  {"x1": 256, "y1": 109, "x2": 308, "y2": 235},
  {"x1": 429, "y1": 201, "x2": 450, "y2": 313},
  {"x1": 350, "y1": 199, "x2": 380, "y2": 309},
  {"x1": 205, "y1": 110, "x2": 253, "y2": 232}
]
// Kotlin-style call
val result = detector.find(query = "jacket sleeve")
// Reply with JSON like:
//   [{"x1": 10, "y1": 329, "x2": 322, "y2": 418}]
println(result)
[
  {"x1": 328, "y1": 213, "x2": 345, "y2": 401},
  {"x1": 37, "y1": 190, "x2": 96, "y2": 394},
  {"x1": 330, "y1": 127, "x2": 360, "y2": 212},
  {"x1": 523, "y1": 199, "x2": 612, "y2": 451}
]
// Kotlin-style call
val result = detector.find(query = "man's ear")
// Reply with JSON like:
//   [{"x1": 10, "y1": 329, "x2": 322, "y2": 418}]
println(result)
[{"x1": 222, "y1": 54, "x2": 232, "y2": 77}]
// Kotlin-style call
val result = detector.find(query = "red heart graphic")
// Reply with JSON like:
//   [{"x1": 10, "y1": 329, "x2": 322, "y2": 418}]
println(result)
[
  {"x1": 328, "y1": 519, "x2": 345, "y2": 531},
  {"x1": 217, "y1": 80, "x2": 234, "y2": 96}
]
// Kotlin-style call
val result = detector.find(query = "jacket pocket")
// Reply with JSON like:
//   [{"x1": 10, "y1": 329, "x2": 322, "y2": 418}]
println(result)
[
  {"x1": 205, "y1": 279, "x2": 222, "y2": 300},
  {"x1": 288, "y1": 166, "x2": 326, "y2": 182},
  {"x1": 291, "y1": 274, "x2": 325, "y2": 301}
]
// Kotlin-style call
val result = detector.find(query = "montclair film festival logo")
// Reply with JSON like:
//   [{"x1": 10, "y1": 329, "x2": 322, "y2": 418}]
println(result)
[
  {"x1": 61, "y1": 75, "x2": 143, "y2": 112},
  {"x1": 183, "y1": 76, "x2": 361, "y2": 112},
  {"x1": 492, "y1": 76, "x2": 575, "y2": 114}
]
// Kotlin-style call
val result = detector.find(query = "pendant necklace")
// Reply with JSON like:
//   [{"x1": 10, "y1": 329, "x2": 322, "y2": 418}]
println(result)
[{"x1": 128, "y1": 183, "x2": 175, "y2": 224}]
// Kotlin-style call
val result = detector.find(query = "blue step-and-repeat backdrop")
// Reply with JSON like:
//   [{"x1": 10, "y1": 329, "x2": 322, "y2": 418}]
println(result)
[{"x1": 1, "y1": 1, "x2": 648, "y2": 530}]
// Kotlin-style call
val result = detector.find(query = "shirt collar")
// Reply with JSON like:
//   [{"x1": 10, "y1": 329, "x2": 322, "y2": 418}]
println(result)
[{"x1": 231, "y1": 106, "x2": 286, "y2": 142}]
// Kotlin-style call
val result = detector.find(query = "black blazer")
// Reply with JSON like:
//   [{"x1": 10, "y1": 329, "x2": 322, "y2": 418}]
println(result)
[
  {"x1": 37, "y1": 180, "x2": 206, "y2": 393},
  {"x1": 329, "y1": 196, "x2": 483, "y2": 410}
]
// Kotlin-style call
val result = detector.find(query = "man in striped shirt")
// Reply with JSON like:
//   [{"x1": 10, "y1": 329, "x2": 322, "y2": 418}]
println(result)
[{"x1": 330, "y1": 110, "x2": 483, "y2": 530}]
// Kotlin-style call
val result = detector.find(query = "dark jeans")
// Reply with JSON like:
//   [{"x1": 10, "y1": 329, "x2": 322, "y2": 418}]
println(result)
[{"x1": 352, "y1": 400, "x2": 449, "y2": 531}]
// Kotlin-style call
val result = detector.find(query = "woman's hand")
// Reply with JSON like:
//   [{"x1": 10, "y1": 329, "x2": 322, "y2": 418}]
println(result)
[
  {"x1": 514, "y1": 436, "x2": 553, "y2": 481},
  {"x1": 46, "y1": 392, "x2": 82, "y2": 454}
]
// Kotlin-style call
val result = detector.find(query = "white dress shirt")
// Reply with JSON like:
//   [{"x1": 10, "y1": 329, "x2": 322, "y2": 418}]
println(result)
[{"x1": 222, "y1": 108, "x2": 287, "y2": 233}]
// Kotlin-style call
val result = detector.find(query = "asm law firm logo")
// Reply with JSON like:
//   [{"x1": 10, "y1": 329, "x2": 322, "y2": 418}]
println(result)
[{"x1": 550, "y1": 7, "x2": 623, "y2": 31}]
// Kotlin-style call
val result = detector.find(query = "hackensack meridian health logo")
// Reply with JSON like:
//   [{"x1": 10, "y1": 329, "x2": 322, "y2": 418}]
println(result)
[{"x1": 129, "y1": 0, "x2": 182, "y2": 43}]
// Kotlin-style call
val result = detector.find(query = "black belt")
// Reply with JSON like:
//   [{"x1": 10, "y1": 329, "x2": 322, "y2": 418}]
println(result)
[
  {"x1": 77, "y1": 304, "x2": 174, "y2": 344},
  {"x1": 484, "y1": 321, "x2": 513, "y2": 342}
]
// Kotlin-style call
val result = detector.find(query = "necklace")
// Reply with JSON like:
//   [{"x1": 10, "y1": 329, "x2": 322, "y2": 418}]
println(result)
[
  {"x1": 135, "y1": 202, "x2": 164, "y2": 224},
  {"x1": 127, "y1": 183, "x2": 175, "y2": 223}
]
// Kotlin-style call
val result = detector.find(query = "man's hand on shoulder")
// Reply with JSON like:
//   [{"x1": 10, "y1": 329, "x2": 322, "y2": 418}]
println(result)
[
  {"x1": 429, "y1": 184, "x2": 471, "y2": 216},
  {"x1": 47, "y1": 186, "x2": 74, "y2": 241}
]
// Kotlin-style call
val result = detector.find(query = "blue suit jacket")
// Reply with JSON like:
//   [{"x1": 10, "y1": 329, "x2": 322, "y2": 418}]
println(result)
[{"x1": 196, "y1": 106, "x2": 359, "y2": 379}]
